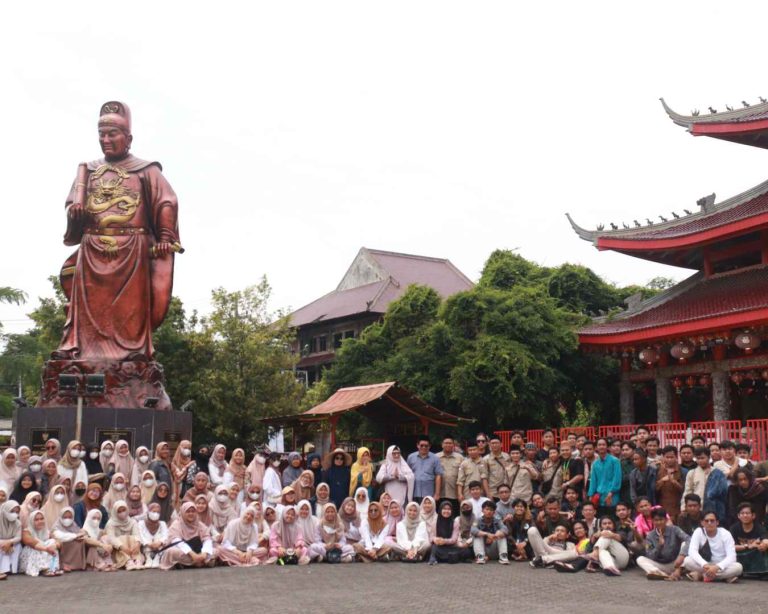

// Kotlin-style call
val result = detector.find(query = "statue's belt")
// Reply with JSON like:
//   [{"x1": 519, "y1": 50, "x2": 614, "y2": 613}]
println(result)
[{"x1": 84, "y1": 227, "x2": 149, "y2": 236}]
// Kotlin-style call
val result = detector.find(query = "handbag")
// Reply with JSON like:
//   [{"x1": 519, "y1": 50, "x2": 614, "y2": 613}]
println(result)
[{"x1": 325, "y1": 548, "x2": 342, "y2": 564}]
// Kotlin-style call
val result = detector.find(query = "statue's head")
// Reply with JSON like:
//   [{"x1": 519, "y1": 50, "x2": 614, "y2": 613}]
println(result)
[{"x1": 98, "y1": 101, "x2": 132, "y2": 161}]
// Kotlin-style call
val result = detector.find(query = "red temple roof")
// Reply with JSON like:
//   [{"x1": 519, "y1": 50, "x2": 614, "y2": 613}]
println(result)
[{"x1": 579, "y1": 265, "x2": 768, "y2": 345}]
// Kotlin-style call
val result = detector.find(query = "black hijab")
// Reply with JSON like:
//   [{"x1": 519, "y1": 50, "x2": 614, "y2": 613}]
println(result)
[
  {"x1": 84, "y1": 442, "x2": 104, "y2": 476},
  {"x1": 10, "y1": 471, "x2": 38, "y2": 504},
  {"x1": 436, "y1": 501, "x2": 455, "y2": 539},
  {"x1": 151, "y1": 482, "x2": 174, "y2": 523}
]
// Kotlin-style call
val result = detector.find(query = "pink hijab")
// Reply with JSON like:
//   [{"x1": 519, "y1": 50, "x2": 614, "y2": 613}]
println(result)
[{"x1": 168, "y1": 501, "x2": 211, "y2": 542}]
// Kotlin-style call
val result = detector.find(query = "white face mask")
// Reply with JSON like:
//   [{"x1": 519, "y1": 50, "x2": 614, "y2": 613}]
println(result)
[
  {"x1": 53, "y1": 493, "x2": 66, "y2": 503},
  {"x1": 147, "y1": 511, "x2": 160, "y2": 522},
  {"x1": 4, "y1": 511, "x2": 18, "y2": 522},
  {"x1": 216, "y1": 494, "x2": 229, "y2": 503},
  {"x1": 138, "y1": 455, "x2": 150, "y2": 464},
  {"x1": 88, "y1": 517, "x2": 100, "y2": 526},
  {"x1": 272, "y1": 461, "x2": 281, "y2": 468},
  {"x1": 89, "y1": 452, "x2": 99, "y2": 460},
  {"x1": 181, "y1": 449, "x2": 192, "y2": 457},
  {"x1": 61, "y1": 517, "x2": 74, "y2": 527},
  {"x1": 249, "y1": 492, "x2": 261, "y2": 500},
  {"x1": 29, "y1": 463, "x2": 42, "y2": 472},
  {"x1": 102, "y1": 449, "x2": 113, "y2": 457},
  {"x1": 254, "y1": 455, "x2": 266, "y2": 465},
  {"x1": 113, "y1": 483, "x2": 125, "y2": 491},
  {"x1": 143, "y1": 479, "x2": 155, "y2": 488}
]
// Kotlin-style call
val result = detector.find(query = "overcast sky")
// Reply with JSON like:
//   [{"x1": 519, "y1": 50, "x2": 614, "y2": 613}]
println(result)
[{"x1": 2, "y1": 1, "x2": 768, "y2": 335}]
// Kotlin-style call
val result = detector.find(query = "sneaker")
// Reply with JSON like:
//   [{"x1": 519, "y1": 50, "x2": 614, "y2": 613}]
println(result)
[
  {"x1": 499, "y1": 554, "x2": 510, "y2": 565},
  {"x1": 475, "y1": 554, "x2": 486, "y2": 565},
  {"x1": 529, "y1": 556, "x2": 544, "y2": 568},
  {"x1": 646, "y1": 570, "x2": 668, "y2": 581},
  {"x1": 603, "y1": 566, "x2": 621, "y2": 577},
  {"x1": 298, "y1": 555, "x2": 310, "y2": 565},
  {"x1": 685, "y1": 571, "x2": 702, "y2": 582},
  {"x1": 726, "y1": 576, "x2": 739, "y2": 584}
]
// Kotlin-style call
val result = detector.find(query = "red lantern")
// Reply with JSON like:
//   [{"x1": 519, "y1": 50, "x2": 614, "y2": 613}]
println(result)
[
  {"x1": 670, "y1": 341, "x2": 695, "y2": 363},
  {"x1": 685, "y1": 375, "x2": 696, "y2": 388},
  {"x1": 638, "y1": 347, "x2": 659, "y2": 365},
  {"x1": 734, "y1": 331, "x2": 761, "y2": 353}
]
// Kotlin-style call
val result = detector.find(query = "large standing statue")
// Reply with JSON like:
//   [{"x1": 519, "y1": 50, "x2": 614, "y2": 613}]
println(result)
[{"x1": 37, "y1": 101, "x2": 182, "y2": 410}]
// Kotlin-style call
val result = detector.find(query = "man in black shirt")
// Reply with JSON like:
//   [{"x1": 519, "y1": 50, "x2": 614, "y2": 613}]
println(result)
[
  {"x1": 729, "y1": 502, "x2": 768, "y2": 578},
  {"x1": 677, "y1": 493, "x2": 703, "y2": 536}
]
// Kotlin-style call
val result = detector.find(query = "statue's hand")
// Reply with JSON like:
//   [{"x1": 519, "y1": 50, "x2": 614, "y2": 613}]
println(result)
[{"x1": 67, "y1": 203, "x2": 86, "y2": 220}]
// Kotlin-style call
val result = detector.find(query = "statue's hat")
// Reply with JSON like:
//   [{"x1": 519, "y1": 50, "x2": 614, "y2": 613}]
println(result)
[{"x1": 98, "y1": 101, "x2": 131, "y2": 134}]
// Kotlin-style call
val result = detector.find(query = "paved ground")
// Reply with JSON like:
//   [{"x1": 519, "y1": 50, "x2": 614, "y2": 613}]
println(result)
[{"x1": 3, "y1": 561, "x2": 766, "y2": 613}]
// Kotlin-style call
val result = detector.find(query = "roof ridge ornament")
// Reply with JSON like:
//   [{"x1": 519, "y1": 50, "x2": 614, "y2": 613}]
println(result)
[{"x1": 697, "y1": 193, "x2": 716, "y2": 213}]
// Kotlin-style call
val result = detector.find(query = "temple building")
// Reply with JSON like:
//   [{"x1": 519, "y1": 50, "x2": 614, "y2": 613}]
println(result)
[
  {"x1": 567, "y1": 97, "x2": 768, "y2": 425},
  {"x1": 289, "y1": 247, "x2": 474, "y2": 384}
]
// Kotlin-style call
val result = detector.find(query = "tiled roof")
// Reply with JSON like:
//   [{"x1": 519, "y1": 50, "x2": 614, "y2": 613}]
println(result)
[
  {"x1": 661, "y1": 97, "x2": 768, "y2": 127},
  {"x1": 290, "y1": 248, "x2": 474, "y2": 327},
  {"x1": 580, "y1": 265, "x2": 768, "y2": 338}
]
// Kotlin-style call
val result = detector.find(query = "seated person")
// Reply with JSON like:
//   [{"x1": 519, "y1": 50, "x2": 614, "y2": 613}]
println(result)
[
  {"x1": 311, "y1": 503, "x2": 355, "y2": 563},
  {"x1": 588, "y1": 515, "x2": 629, "y2": 575},
  {"x1": 683, "y1": 510, "x2": 742, "y2": 582},
  {"x1": 560, "y1": 486, "x2": 582, "y2": 521},
  {"x1": 677, "y1": 494, "x2": 703, "y2": 536},
  {"x1": 636, "y1": 508, "x2": 689, "y2": 581},
  {"x1": 504, "y1": 498, "x2": 533, "y2": 561},
  {"x1": 466, "y1": 481, "x2": 490, "y2": 518},
  {"x1": 394, "y1": 502, "x2": 430, "y2": 562},
  {"x1": 268, "y1": 505, "x2": 309, "y2": 565},
  {"x1": 729, "y1": 502, "x2": 768, "y2": 579},
  {"x1": 358, "y1": 502, "x2": 392, "y2": 562},
  {"x1": 137, "y1": 502, "x2": 168, "y2": 568},
  {"x1": 471, "y1": 500, "x2": 508, "y2": 564},
  {"x1": 429, "y1": 500, "x2": 471, "y2": 565},
  {"x1": 528, "y1": 522, "x2": 576, "y2": 568},
  {"x1": 159, "y1": 502, "x2": 215, "y2": 569},
  {"x1": 216, "y1": 506, "x2": 265, "y2": 567}
]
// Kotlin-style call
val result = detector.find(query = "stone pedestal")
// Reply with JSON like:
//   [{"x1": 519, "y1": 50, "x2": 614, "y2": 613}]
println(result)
[
  {"x1": 37, "y1": 358, "x2": 171, "y2": 410},
  {"x1": 13, "y1": 406, "x2": 191, "y2": 454}
]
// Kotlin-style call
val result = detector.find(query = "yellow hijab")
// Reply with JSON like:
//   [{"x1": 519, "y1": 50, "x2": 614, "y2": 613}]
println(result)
[{"x1": 349, "y1": 447, "x2": 373, "y2": 496}]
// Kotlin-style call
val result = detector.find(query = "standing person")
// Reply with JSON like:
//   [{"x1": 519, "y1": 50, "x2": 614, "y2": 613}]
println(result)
[
  {"x1": 539, "y1": 448, "x2": 562, "y2": 499},
  {"x1": 208, "y1": 444, "x2": 231, "y2": 487},
  {"x1": 99, "y1": 441, "x2": 116, "y2": 474},
  {"x1": 457, "y1": 444, "x2": 488, "y2": 502},
  {"x1": 629, "y1": 448, "x2": 657, "y2": 506},
  {"x1": 618, "y1": 441, "x2": 636, "y2": 506},
  {"x1": 57, "y1": 441, "x2": 88, "y2": 491},
  {"x1": 713, "y1": 441, "x2": 740, "y2": 481},
  {"x1": 111, "y1": 440, "x2": 134, "y2": 480},
  {"x1": 322, "y1": 448, "x2": 352, "y2": 509},
  {"x1": 535, "y1": 430, "x2": 557, "y2": 463},
  {"x1": 656, "y1": 446, "x2": 683, "y2": 522},
  {"x1": 557, "y1": 442, "x2": 584, "y2": 501},
  {"x1": 130, "y1": 446, "x2": 152, "y2": 488},
  {"x1": 245, "y1": 449, "x2": 267, "y2": 493},
  {"x1": 581, "y1": 441, "x2": 596, "y2": 500},
  {"x1": 148, "y1": 442, "x2": 173, "y2": 499},
  {"x1": 683, "y1": 447, "x2": 728, "y2": 520},
  {"x1": 730, "y1": 502, "x2": 768, "y2": 578},
  {"x1": 474, "y1": 433, "x2": 489, "y2": 458},
  {"x1": 349, "y1": 447, "x2": 374, "y2": 499},
  {"x1": 407, "y1": 437, "x2": 444, "y2": 504},
  {"x1": 635, "y1": 508, "x2": 690, "y2": 580},
  {"x1": 683, "y1": 511, "x2": 742, "y2": 582},
  {"x1": 587, "y1": 438, "x2": 621, "y2": 517},
  {"x1": 306, "y1": 452, "x2": 324, "y2": 489},
  {"x1": 282, "y1": 452, "x2": 304, "y2": 488},
  {"x1": 484, "y1": 436, "x2": 510, "y2": 500},
  {"x1": 262, "y1": 453, "x2": 284, "y2": 507},
  {"x1": 506, "y1": 445, "x2": 538, "y2": 503},
  {"x1": 0, "y1": 500, "x2": 22, "y2": 579},
  {"x1": 170, "y1": 440, "x2": 194, "y2": 499},
  {"x1": 159, "y1": 502, "x2": 215, "y2": 569},
  {"x1": 376, "y1": 446, "x2": 414, "y2": 505},
  {"x1": 436, "y1": 437, "x2": 463, "y2": 515},
  {"x1": 645, "y1": 437, "x2": 662, "y2": 469},
  {"x1": 727, "y1": 468, "x2": 768, "y2": 526},
  {"x1": 679, "y1": 445, "x2": 697, "y2": 479}
]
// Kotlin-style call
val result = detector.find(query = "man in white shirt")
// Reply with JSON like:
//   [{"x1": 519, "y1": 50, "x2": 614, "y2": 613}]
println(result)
[
  {"x1": 683, "y1": 511, "x2": 743, "y2": 582},
  {"x1": 712, "y1": 441, "x2": 740, "y2": 481}
]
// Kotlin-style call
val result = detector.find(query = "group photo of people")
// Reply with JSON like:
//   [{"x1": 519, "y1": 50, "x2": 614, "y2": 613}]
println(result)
[{"x1": 1, "y1": 425, "x2": 767, "y2": 584}]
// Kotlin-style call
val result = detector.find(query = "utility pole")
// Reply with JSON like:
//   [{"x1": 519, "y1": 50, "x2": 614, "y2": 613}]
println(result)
[{"x1": 17, "y1": 375, "x2": 22, "y2": 398}]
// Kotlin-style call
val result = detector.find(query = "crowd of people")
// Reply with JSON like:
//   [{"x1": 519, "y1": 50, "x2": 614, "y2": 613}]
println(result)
[{"x1": 1, "y1": 426, "x2": 767, "y2": 584}]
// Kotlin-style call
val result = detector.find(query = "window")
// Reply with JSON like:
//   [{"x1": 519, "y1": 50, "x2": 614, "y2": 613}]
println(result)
[
  {"x1": 318, "y1": 335, "x2": 327, "y2": 352},
  {"x1": 333, "y1": 333, "x2": 344, "y2": 349},
  {"x1": 344, "y1": 330, "x2": 355, "y2": 339}
]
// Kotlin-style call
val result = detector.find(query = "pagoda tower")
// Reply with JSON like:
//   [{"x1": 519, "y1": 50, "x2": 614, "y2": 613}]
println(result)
[{"x1": 568, "y1": 97, "x2": 768, "y2": 425}]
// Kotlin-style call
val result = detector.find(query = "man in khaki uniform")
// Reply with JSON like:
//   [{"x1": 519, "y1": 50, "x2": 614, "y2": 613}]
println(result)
[
  {"x1": 436, "y1": 436, "x2": 463, "y2": 515},
  {"x1": 505, "y1": 444, "x2": 539, "y2": 503},
  {"x1": 484, "y1": 436, "x2": 511, "y2": 500},
  {"x1": 457, "y1": 444, "x2": 488, "y2": 501}
]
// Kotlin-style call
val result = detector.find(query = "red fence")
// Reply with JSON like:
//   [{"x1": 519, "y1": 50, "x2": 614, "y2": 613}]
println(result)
[
  {"x1": 689, "y1": 420, "x2": 742, "y2": 444},
  {"x1": 559, "y1": 427, "x2": 596, "y2": 442},
  {"x1": 746, "y1": 419, "x2": 768, "y2": 461}
]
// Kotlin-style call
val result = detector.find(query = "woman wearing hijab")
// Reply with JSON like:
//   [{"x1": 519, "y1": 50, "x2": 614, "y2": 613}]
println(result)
[
  {"x1": 57, "y1": 441, "x2": 88, "y2": 491},
  {"x1": 170, "y1": 440, "x2": 195, "y2": 500},
  {"x1": 269, "y1": 505, "x2": 310, "y2": 564},
  {"x1": 358, "y1": 501, "x2": 391, "y2": 561},
  {"x1": 20, "y1": 509, "x2": 62, "y2": 576},
  {"x1": 276, "y1": 485, "x2": 298, "y2": 517},
  {"x1": 83, "y1": 443, "x2": 104, "y2": 482},
  {"x1": 349, "y1": 447, "x2": 374, "y2": 498},
  {"x1": 111, "y1": 440, "x2": 134, "y2": 480},
  {"x1": 227, "y1": 448, "x2": 247, "y2": 493},
  {"x1": 19, "y1": 491, "x2": 43, "y2": 528},
  {"x1": 208, "y1": 444, "x2": 231, "y2": 487},
  {"x1": 243, "y1": 483, "x2": 263, "y2": 511},
  {"x1": 376, "y1": 445, "x2": 414, "y2": 505},
  {"x1": 313, "y1": 482, "x2": 332, "y2": 519},
  {"x1": 281, "y1": 452, "x2": 303, "y2": 487},
  {"x1": 379, "y1": 491, "x2": 393, "y2": 512},
  {"x1": 292, "y1": 469, "x2": 315, "y2": 502},
  {"x1": 0, "y1": 500, "x2": 22, "y2": 579},
  {"x1": 208, "y1": 484, "x2": 238, "y2": 541},
  {"x1": 10, "y1": 471, "x2": 37, "y2": 507},
  {"x1": 126, "y1": 485, "x2": 147, "y2": 520},
  {"x1": 16, "y1": 446, "x2": 31, "y2": 472},
  {"x1": 41, "y1": 484, "x2": 69, "y2": 528},
  {"x1": 138, "y1": 501, "x2": 169, "y2": 568},
  {"x1": 183, "y1": 471, "x2": 212, "y2": 504},
  {"x1": 216, "y1": 506, "x2": 264, "y2": 566},
  {"x1": 420, "y1": 496, "x2": 438, "y2": 542},
  {"x1": 0, "y1": 448, "x2": 21, "y2": 493},
  {"x1": 312, "y1": 502, "x2": 355, "y2": 563},
  {"x1": 148, "y1": 442, "x2": 173, "y2": 498},
  {"x1": 307, "y1": 452, "x2": 323, "y2": 487},
  {"x1": 160, "y1": 501, "x2": 215, "y2": 570},
  {"x1": 74, "y1": 483, "x2": 109, "y2": 530},
  {"x1": 322, "y1": 448, "x2": 352, "y2": 509},
  {"x1": 246, "y1": 449, "x2": 267, "y2": 493},
  {"x1": 139, "y1": 470, "x2": 157, "y2": 505},
  {"x1": 150, "y1": 482, "x2": 175, "y2": 524},
  {"x1": 428, "y1": 500, "x2": 465, "y2": 565},
  {"x1": 727, "y1": 468, "x2": 768, "y2": 526},
  {"x1": 338, "y1": 497, "x2": 362, "y2": 549},
  {"x1": 105, "y1": 500, "x2": 143, "y2": 570},
  {"x1": 194, "y1": 494, "x2": 213, "y2": 527},
  {"x1": 102, "y1": 472, "x2": 128, "y2": 510},
  {"x1": 394, "y1": 501, "x2": 430, "y2": 561},
  {"x1": 51, "y1": 506, "x2": 87, "y2": 571},
  {"x1": 130, "y1": 446, "x2": 152, "y2": 488},
  {"x1": 263, "y1": 453, "x2": 284, "y2": 506},
  {"x1": 39, "y1": 459, "x2": 59, "y2": 499},
  {"x1": 26, "y1": 456, "x2": 43, "y2": 487},
  {"x1": 82, "y1": 509, "x2": 115, "y2": 571},
  {"x1": 457, "y1": 500, "x2": 475, "y2": 552},
  {"x1": 248, "y1": 501, "x2": 272, "y2": 558},
  {"x1": 99, "y1": 441, "x2": 116, "y2": 473},
  {"x1": 43, "y1": 439, "x2": 62, "y2": 463},
  {"x1": 354, "y1": 486, "x2": 370, "y2": 518},
  {"x1": 296, "y1": 499, "x2": 320, "y2": 561},
  {"x1": 385, "y1": 500, "x2": 403, "y2": 544}
]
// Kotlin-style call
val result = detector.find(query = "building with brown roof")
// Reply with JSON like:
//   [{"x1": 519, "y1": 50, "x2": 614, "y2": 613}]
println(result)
[
  {"x1": 289, "y1": 248, "x2": 474, "y2": 383},
  {"x1": 568, "y1": 97, "x2": 768, "y2": 425}
]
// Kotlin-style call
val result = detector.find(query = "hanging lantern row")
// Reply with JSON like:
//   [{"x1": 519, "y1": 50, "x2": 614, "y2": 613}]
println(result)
[
  {"x1": 670, "y1": 340, "x2": 696, "y2": 363},
  {"x1": 635, "y1": 329, "x2": 763, "y2": 366},
  {"x1": 734, "y1": 330, "x2": 762, "y2": 354},
  {"x1": 730, "y1": 369, "x2": 768, "y2": 386}
]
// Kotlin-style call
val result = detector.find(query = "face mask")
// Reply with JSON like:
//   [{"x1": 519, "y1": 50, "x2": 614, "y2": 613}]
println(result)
[
  {"x1": 254, "y1": 455, "x2": 266, "y2": 465},
  {"x1": 53, "y1": 493, "x2": 66, "y2": 503},
  {"x1": 75, "y1": 488, "x2": 86, "y2": 497},
  {"x1": 216, "y1": 494, "x2": 229, "y2": 503},
  {"x1": 29, "y1": 463, "x2": 42, "y2": 472},
  {"x1": 29, "y1": 502, "x2": 40, "y2": 510},
  {"x1": 272, "y1": 461, "x2": 281, "y2": 468},
  {"x1": 117, "y1": 511, "x2": 129, "y2": 521},
  {"x1": 143, "y1": 479, "x2": 155, "y2": 488},
  {"x1": 249, "y1": 492, "x2": 261, "y2": 500},
  {"x1": 89, "y1": 452, "x2": 99, "y2": 460},
  {"x1": 113, "y1": 483, "x2": 125, "y2": 491},
  {"x1": 148, "y1": 511, "x2": 160, "y2": 522},
  {"x1": 88, "y1": 517, "x2": 100, "y2": 526},
  {"x1": 61, "y1": 517, "x2": 74, "y2": 527},
  {"x1": 138, "y1": 455, "x2": 150, "y2": 464},
  {"x1": 181, "y1": 449, "x2": 192, "y2": 457},
  {"x1": 80, "y1": 449, "x2": 89, "y2": 458},
  {"x1": 102, "y1": 449, "x2": 113, "y2": 457},
  {"x1": 4, "y1": 511, "x2": 18, "y2": 522}
]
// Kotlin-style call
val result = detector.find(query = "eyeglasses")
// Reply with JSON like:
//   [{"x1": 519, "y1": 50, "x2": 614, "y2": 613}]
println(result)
[
  {"x1": 45, "y1": 445, "x2": 56, "y2": 450},
  {"x1": 476, "y1": 439, "x2": 487, "y2": 444}
]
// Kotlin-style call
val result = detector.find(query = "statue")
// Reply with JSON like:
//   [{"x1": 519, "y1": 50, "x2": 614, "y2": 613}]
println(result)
[{"x1": 37, "y1": 102, "x2": 182, "y2": 410}]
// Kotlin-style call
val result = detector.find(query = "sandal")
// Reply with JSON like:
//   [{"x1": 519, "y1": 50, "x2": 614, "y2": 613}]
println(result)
[{"x1": 553, "y1": 561, "x2": 576, "y2": 573}]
